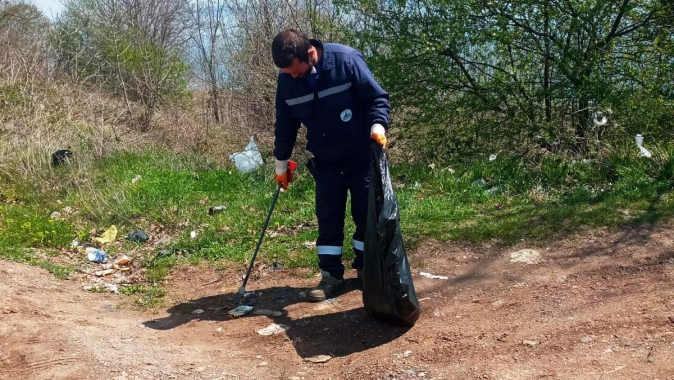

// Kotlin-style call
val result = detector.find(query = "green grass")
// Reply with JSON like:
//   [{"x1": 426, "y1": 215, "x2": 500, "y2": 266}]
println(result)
[
  {"x1": 2, "y1": 145, "x2": 674, "y2": 290},
  {"x1": 119, "y1": 285, "x2": 167, "y2": 307},
  {"x1": 0, "y1": 246, "x2": 73, "y2": 279}
]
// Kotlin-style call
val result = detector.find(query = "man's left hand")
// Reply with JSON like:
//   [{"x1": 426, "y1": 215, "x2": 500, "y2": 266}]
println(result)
[{"x1": 371, "y1": 124, "x2": 387, "y2": 147}]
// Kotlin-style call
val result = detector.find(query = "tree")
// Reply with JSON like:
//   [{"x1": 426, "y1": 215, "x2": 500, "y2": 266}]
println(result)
[
  {"x1": 51, "y1": 0, "x2": 192, "y2": 130},
  {"x1": 0, "y1": 1, "x2": 50, "y2": 84},
  {"x1": 338, "y1": 0, "x2": 674, "y2": 160},
  {"x1": 186, "y1": 0, "x2": 228, "y2": 123}
]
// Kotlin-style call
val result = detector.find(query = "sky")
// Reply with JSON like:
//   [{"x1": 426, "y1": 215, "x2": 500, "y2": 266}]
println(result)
[{"x1": 31, "y1": 0, "x2": 65, "y2": 19}]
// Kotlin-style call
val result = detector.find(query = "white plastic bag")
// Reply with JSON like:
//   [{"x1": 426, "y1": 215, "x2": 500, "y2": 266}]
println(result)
[
  {"x1": 229, "y1": 136, "x2": 264, "y2": 173},
  {"x1": 635, "y1": 134, "x2": 652, "y2": 158}
]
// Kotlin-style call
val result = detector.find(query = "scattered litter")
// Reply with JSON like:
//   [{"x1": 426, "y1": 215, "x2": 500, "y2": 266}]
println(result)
[
  {"x1": 418, "y1": 297, "x2": 431, "y2": 302},
  {"x1": 190, "y1": 231, "x2": 197, "y2": 239},
  {"x1": 412, "y1": 182, "x2": 421, "y2": 190},
  {"x1": 113, "y1": 274, "x2": 127, "y2": 284},
  {"x1": 51, "y1": 149, "x2": 73, "y2": 166},
  {"x1": 157, "y1": 249, "x2": 175, "y2": 258},
  {"x1": 419, "y1": 272, "x2": 449, "y2": 280},
  {"x1": 472, "y1": 179, "x2": 487, "y2": 187},
  {"x1": 253, "y1": 309, "x2": 283, "y2": 317},
  {"x1": 635, "y1": 134, "x2": 653, "y2": 158},
  {"x1": 492, "y1": 299, "x2": 505, "y2": 307},
  {"x1": 229, "y1": 136, "x2": 264, "y2": 173},
  {"x1": 581, "y1": 336, "x2": 593, "y2": 343},
  {"x1": 510, "y1": 249, "x2": 543, "y2": 264},
  {"x1": 228, "y1": 305, "x2": 253, "y2": 318},
  {"x1": 82, "y1": 282, "x2": 118, "y2": 294},
  {"x1": 593, "y1": 111, "x2": 608, "y2": 126},
  {"x1": 105, "y1": 283, "x2": 118, "y2": 294},
  {"x1": 208, "y1": 206, "x2": 227, "y2": 215},
  {"x1": 269, "y1": 262, "x2": 283, "y2": 271},
  {"x1": 314, "y1": 299, "x2": 340, "y2": 311},
  {"x1": 259, "y1": 361, "x2": 268, "y2": 366},
  {"x1": 256, "y1": 323, "x2": 289, "y2": 336},
  {"x1": 113, "y1": 255, "x2": 130, "y2": 267},
  {"x1": 50, "y1": 211, "x2": 61, "y2": 219},
  {"x1": 303, "y1": 241, "x2": 316, "y2": 249},
  {"x1": 93, "y1": 225, "x2": 118, "y2": 244},
  {"x1": 192, "y1": 309, "x2": 205, "y2": 315},
  {"x1": 86, "y1": 247, "x2": 108, "y2": 263},
  {"x1": 523, "y1": 340, "x2": 539, "y2": 347},
  {"x1": 489, "y1": 153, "x2": 498, "y2": 161},
  {"x1": 71, "y1": 240, "x2": 79, "y2": 248},
  {"x1": 94, "y1": 269, "x2": 115, "y2": 277},
  {"x1": 126, "y1": 230, "x2": 148, "y2": 243},
  {"x1": 486, "y1": 186, "x2": 502, "y2": 195},
  {"x1": 305, "y1": 354, "x2": 332, "y2": 363},
  {"x1": 395, "y1": 350, "x2": 412, "y2": 358},
  {"x1": 131, "y1": 174, "x2": 142, "y2": 184}
]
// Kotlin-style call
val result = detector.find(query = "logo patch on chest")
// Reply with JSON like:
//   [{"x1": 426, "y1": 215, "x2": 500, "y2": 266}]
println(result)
[{"x1": 340, "y1": 109, "x2": 352, "y2": 122}]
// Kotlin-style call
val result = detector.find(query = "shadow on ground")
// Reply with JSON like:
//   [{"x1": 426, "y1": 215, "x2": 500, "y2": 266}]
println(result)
[{"x1": 143, "y1": 279, "x2": 411, "y2": 359}]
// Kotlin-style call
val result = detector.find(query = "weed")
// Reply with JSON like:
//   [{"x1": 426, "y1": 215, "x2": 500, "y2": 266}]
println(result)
[{"x1": 2, "y1": 144, "x2": 674, "y2": 283}]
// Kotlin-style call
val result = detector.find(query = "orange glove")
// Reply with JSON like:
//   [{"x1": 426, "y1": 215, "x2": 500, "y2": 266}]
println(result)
[
  {"x1": 371, "y1": 124, "x2": 387, "y2": 147},
  {"x1": 274, "y1": 160, "x2": 297, "y2": 190}
]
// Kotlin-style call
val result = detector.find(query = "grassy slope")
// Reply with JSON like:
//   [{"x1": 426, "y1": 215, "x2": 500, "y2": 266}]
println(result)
[{"x1": 2, "y1": 146, "x2": 674, "y2": 277}]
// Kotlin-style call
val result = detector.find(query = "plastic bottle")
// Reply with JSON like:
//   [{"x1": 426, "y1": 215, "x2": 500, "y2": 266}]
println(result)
[{"x1": 85, "y1": 247, "x2": 108, "y2": 263}]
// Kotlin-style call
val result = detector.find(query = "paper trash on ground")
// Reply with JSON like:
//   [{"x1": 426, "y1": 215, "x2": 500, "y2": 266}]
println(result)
[
  {"x1": 256, "y1": 323, "x2": 289, "y2": 336},
  {"x1": 419, "y1": 272, "x2": 449, "y2": 280}
]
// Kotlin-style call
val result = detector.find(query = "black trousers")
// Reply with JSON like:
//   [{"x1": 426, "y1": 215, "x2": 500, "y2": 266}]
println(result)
[{"x1": 309, "y1": 158, "x2": 369, "y2": 279}]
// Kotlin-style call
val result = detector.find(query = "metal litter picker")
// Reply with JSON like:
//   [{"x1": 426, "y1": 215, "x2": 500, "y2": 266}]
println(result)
[{"x1": 229, "y1": 161, "x2": 297, "y2": 318}]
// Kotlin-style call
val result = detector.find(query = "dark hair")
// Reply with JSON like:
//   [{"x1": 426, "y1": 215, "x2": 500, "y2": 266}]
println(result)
[{"x1": 271, "y1": 29, "x2": 311, "y2": 68}]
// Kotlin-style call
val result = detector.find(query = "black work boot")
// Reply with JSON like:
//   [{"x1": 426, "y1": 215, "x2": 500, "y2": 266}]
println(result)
[{"x1": 308, "y1": 271, "x2": 344, "y2": 302}]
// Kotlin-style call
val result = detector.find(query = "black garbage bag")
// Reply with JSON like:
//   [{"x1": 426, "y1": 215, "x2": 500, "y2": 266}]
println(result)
[{"x1": 362, "y1": 143, "x2": 421, "y2": 326}]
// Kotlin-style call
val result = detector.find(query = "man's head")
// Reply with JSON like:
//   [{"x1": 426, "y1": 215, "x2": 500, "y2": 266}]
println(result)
[{"x1": 272, "y1": 29, "x2": 319, "y2": 79}]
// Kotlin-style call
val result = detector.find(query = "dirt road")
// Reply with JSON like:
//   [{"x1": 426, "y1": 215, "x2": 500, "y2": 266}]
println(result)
[{"x1": 2, "y1": 225, "x2": 674, "y2": 379}]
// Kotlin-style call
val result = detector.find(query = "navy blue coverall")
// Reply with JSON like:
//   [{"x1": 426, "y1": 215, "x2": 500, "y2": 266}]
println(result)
[{"x1": 273, "y1": 39, "x2": 390, "y2": 279}]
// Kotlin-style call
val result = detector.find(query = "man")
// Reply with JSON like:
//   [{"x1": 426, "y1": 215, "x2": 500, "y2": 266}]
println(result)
[{"x1": 271, "y1": 29, "x2": 389, "y2": 302}]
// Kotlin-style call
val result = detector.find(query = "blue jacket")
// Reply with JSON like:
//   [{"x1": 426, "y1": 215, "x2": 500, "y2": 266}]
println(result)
[{"x1": 273, "y1": 39, "x2": 390, "y2": 164}]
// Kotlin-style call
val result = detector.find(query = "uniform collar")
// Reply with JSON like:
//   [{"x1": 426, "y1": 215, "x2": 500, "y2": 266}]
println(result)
[{"x1": 310, "y1": 39, "x2": 334, "y2": 71}]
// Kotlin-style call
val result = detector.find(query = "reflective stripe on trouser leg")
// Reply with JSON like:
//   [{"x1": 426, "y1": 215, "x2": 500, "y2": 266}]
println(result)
[
  {"x1": 314, "y1": 161, "x2": 348, "y2": 280},
  {"x1": 318, "y1": 246, "x2": 343, "y2": 280}
]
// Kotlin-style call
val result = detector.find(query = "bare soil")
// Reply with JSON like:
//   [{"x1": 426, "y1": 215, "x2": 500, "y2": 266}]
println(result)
[{"x1": 2, "y1": 225, "x2": 674, "y2": 380}]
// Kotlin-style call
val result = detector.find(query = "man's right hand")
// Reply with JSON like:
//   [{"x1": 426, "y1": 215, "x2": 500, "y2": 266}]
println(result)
[{"x1": 274, "y1": 160, "x2": 297, "y2": 190}]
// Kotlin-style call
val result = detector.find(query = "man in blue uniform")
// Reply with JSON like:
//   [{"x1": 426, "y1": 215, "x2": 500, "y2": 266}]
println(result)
[{"x1": 271, "y1": 29, "x2": 389, "y2": 301}]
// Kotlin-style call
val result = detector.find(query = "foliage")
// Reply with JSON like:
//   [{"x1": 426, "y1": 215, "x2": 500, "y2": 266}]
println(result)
[
  {"x1": 3, "y1": 146, "x2": 674, "y2": 264},
  {"x1": 50, "y1": 0, "x2": 190, "y2": 128},
  {"x1": 338, "y1": 0, "x2": 674, "y2": 161},
  {"x1": 0, "y1": 204, "x2": 74, "y2": 248}
]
